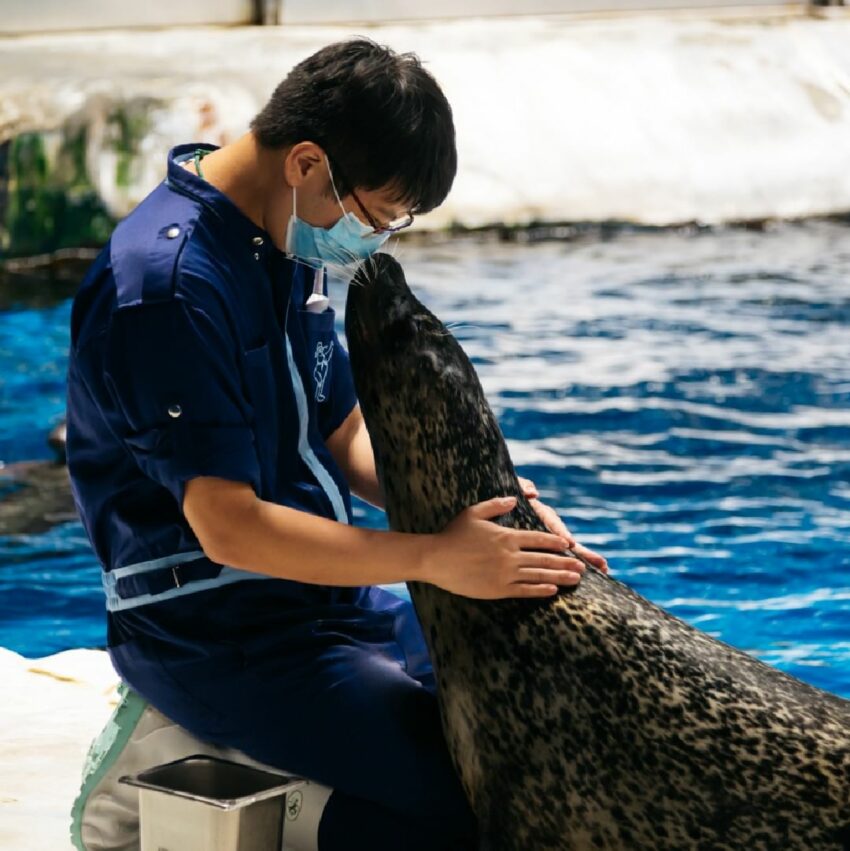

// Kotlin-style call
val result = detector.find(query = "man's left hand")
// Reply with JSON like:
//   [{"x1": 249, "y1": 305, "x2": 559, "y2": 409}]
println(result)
[{"x1": 517, "y1": 476, "x2": 609, "y2": 574}]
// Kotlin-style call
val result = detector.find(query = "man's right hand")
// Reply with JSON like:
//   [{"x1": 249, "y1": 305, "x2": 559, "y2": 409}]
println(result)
[{"x1": 421, "y1": 496, "x2": 587, "y2": 600}]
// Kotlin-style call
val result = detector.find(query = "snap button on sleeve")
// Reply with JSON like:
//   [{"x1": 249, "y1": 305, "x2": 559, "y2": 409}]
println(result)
[
  {"x1": 166, "y1": 226, "x2": 180, "y2": 239},
  {"x1": 167, "y1": 404, "x2": 183, "y2": 418},
  {"x1": 252, "y1": 236, "x2": 264, "y2": 246}
]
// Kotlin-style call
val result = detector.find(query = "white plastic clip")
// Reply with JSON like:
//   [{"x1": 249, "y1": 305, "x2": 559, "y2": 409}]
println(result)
[{"x1": 305, "y1": 266, "x2": 330, "y2": 313}]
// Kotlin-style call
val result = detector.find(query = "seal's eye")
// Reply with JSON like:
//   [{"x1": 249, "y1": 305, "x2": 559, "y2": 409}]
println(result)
[{"x1": 383, "y1": 316, "x2": 419, "y2": 349}]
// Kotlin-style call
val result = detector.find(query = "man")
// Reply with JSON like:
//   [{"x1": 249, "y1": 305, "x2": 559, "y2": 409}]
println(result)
[{"x1": 66, "y1": 39, "x2": 607, "y2": 849}]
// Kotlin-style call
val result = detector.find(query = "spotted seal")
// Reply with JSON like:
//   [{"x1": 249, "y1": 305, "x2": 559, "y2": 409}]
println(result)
[{"x1": 345, "y1": 253, "x2": 850, "y2": 851}]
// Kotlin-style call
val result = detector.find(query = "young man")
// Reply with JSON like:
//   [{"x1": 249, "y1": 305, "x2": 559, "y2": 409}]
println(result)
[{"x1": 66, "y1": 39, "x2": 606, "y2": 849}]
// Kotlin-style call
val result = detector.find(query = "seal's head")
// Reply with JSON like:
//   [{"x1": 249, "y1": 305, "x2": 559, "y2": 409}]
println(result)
[
  {"x1": 346, "y1": 253, "x2": 520, "y2": 533},
  {"x1": 346, "y1": 252, "x2": 468, "y2": 399}
]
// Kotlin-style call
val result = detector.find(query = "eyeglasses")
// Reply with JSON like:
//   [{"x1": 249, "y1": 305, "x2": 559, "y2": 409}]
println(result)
[{"x1": 327, "y1": 156, "x2": 415, "y2": 236}]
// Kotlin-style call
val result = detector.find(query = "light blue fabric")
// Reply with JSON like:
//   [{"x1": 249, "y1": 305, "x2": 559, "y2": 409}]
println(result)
[
  {"x1": 102, "y1": 550, "x2": 269, "y2": 612},
  {"x1": 285, "y1": 330, "x2": 350, "y2": 525},
  {"x1": 285, "y1": 157, "x2": 389, "y2": 269}
]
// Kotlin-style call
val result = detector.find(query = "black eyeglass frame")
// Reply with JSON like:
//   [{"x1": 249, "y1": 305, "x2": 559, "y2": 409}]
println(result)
[{"x1": 326, "y1": 156, "x2": 415, "y2": 236}]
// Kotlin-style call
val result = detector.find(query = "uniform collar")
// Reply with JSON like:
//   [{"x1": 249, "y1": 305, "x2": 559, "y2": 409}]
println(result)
[{"x1": 165, "y1": 142, "x2": 274, "y2": 258}]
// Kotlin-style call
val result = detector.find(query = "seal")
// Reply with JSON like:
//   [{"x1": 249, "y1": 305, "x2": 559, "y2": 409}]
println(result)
[
  {"x1": 345, "y1": 252, "x2": 850, "y2": 851},
  {"x1": 0, "y1": 421, "x2": 74, "y2": 535},
  {"x1": 0, "y1": 459, "x2": 76, "y2": 535}
]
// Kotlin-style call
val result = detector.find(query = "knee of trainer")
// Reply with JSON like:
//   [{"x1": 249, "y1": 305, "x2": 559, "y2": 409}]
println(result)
[
  {"x1": 319, "y1": 789, "x2": 476, "y2": 851},
  {"x1": 421, "y1": 808, "x2": 479, "y2": 851},
  {"x1": 418, "y1": 784, "x2": 478, "y2": 839}
]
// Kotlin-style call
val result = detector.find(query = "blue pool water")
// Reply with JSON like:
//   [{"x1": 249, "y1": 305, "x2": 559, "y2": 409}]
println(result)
[{"x1": 1, "y1": 221, "x2": 848, "y2": 698}]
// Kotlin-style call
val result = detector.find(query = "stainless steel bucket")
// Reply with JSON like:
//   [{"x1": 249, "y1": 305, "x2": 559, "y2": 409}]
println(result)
[{"x1": 119, "y1": 754, "x2": 304, "y2": 851}]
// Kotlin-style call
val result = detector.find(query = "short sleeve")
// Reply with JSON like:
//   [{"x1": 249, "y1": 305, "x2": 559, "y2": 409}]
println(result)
[
  {"x1": 317, "y1": 328, "x2": 359, "y2": 440},
  {"x1": 102, "y1": 297, "x2": 261, "y2": 508}
]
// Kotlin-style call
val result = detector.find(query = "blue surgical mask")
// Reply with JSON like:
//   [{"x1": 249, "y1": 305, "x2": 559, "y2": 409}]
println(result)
[{"x1": 285, "y1": 157, "x2": 390, "y2": 269}]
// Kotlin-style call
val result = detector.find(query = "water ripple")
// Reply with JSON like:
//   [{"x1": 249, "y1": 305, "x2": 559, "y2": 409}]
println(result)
[{"x1": 2, "y1": 222, "x2": 849, "y2": 699}]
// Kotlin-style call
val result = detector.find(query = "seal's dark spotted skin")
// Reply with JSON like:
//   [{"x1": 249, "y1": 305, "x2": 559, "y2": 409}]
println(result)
[{"x1": 345, "y1": 253, "x2": 850, "y2": 851}]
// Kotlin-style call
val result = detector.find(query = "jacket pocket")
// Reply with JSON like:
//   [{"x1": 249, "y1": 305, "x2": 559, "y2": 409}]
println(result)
[{"x1": 295, "y1": 307, "x2": 336, "y2": 404}]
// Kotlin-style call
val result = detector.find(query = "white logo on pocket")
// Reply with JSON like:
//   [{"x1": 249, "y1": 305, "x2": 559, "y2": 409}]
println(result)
[{"x1": 313, "y1": 340, "x2": 334, "y2": 402}]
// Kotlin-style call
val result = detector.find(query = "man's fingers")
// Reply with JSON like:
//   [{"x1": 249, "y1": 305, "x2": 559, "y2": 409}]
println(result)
[
  {"x1": 467, "y1": 495, "x2": 610, "y2": 575},
  {"x1": 513, "y1": 529, "x2": 573, "y2": 552},
  {"x1": 572, "y1": 543, "x2": 609, "y2": 573},
  {"x1": 518, "y1": 554, "x2": 586, "y2": 573},
  {"x1": 517, "y1": 476, "x2": 538, "y2": 495},
  {"x1": 516, "y1": 567, "x2": 582, "y2": 586},
  {"x1": 468, "y1": 496, "x2": 517, "y2": 519},
  {"x1": 528, "y1": 498, "x2": 572, "y2": 540},
  {"x1": 506, "y1": 583, "x2": 559, "y2": 598}
]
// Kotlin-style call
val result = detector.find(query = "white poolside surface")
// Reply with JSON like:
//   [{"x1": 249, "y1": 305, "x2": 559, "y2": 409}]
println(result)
[
  {"x1": 1, "y1": 11, "x2": 850, "y2": 229},
  {"x1": 0, "y1": 647, "x2": 118, "y2": 851}
]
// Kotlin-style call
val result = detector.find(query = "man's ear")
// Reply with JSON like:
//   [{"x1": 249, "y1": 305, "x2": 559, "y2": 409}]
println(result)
[{"x1": 284, "y1": 141, "x2": 325, "y2": 188}]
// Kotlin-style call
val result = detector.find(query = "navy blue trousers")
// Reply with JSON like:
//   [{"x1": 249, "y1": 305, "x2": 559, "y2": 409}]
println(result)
[{"x1": 110, "y1": 588, "x2": 478, "y2": 850}]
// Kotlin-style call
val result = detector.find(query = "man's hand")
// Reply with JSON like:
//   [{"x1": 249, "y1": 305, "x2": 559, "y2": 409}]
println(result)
[
  {"x1": 517, "y1": 476, "x2": 609, "y2": 574},
  {"x1": 427, "y1": 496, "x2": 585, "y2": 599}
]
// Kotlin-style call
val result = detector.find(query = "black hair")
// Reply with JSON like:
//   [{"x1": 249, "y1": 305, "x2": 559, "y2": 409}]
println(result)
[{"x1": 250, "y1": 39, "x2": 456, "y2": 215}]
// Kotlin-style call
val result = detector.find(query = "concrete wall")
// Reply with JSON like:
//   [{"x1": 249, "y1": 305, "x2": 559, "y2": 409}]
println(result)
[
  {"x1": 2, "y1": 14, "x2": 850, "y2": 258},
  {"x1": 0, "y1": 0, "x2": 255, "y2": 35},
  {"x1": 279, "y1": 1, "x2": 802, "y2": 25},
  {"x1": 0, "y1": 1, "x2": 805, "y2": 34}
]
